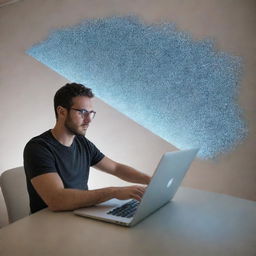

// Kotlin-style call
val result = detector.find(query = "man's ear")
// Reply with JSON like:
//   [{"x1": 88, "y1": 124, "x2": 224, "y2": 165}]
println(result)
[{"x1": 56, "y1": 106, "x2": 67, "y2": 119}]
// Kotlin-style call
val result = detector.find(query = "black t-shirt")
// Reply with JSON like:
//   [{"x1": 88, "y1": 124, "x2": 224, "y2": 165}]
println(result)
[{"x1": 23, "y1": 130, "x2": 105, "y2": 214}]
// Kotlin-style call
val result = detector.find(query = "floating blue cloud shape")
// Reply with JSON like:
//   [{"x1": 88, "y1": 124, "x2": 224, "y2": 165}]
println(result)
[{"x1": 27, "y1": 16, "x2": 247, "y2": 159}]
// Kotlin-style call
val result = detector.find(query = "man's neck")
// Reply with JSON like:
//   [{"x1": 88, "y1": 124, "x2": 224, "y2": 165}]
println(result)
[{"x1": 51, "y1": 125, "x2": 75, "y2": 147}]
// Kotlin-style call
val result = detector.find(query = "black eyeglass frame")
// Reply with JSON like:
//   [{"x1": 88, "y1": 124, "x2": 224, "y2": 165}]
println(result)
[{"x1": 70, "y1": 108, "x2": 96, "y2": 119}]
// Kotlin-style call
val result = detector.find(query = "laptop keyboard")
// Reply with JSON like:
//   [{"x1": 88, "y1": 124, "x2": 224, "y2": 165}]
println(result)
[{"x1": 107, "y1": 199, "x2": 140, "y2": 218}]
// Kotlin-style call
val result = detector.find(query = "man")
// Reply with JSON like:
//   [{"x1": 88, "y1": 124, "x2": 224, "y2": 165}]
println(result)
[{"x1": 24, "y1": 83, "x2": 151, "y2": 214}]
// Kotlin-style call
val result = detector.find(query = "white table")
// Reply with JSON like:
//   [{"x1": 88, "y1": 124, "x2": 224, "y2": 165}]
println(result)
[{"x1": 0, "y1": 187, "x2": 255, "y2": 256}]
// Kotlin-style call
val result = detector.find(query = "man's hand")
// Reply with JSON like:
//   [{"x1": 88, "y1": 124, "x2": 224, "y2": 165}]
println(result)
[{"x1": 113, "y1": 185, "x2": 147, "y2": 201}]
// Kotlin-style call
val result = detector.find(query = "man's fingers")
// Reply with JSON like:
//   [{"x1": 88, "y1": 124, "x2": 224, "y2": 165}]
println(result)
[
  {"x1": 135, "y1": 188, "x2": 145, "y2": 197},
  {"x1": 117, "y1": 185, "x2": 147, "y2": 201},
  {"x1": 132, "y1": 186, "x2": 147, "y2": 200},
  {"x1": 132, "y1": 194, "x2": 142, "y2": 201},
  {"x1": 135, "y1": 186, "x2": 146, "y2": 194}
]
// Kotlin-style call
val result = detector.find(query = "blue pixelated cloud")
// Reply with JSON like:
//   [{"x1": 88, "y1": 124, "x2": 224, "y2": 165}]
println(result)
[{"x1": 26, "y1": 16, "x2": 247, "y2": 159}]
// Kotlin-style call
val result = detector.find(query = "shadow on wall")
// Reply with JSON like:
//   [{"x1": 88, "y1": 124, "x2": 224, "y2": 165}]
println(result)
[{"x1": 26, "y1": 16, "x2": 248, "y2": 159}]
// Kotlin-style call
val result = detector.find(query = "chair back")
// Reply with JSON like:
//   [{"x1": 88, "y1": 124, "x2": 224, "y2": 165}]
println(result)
[{"x1": 0, "y1": 166, "x2": 30, "y2": 223}]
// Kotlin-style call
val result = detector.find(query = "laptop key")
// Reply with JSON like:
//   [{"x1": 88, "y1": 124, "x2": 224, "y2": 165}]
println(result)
[{"x1": 107, "y1": 200, "x2": 140, "y2": 218}]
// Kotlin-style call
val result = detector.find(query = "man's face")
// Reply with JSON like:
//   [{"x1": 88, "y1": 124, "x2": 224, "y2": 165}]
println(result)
[{"x1": 64, "y1": 96, "x2": 94, "y2": 136}]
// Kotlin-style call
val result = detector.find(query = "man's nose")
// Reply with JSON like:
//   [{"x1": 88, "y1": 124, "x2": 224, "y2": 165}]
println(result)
[{"x1": 84, "y1": 114, "x2": 92, "y2": 122}]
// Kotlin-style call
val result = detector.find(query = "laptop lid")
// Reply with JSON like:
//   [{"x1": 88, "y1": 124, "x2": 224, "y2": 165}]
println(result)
[{"x1": 130, "y1": 148, "x2": 199, "y2": 226}]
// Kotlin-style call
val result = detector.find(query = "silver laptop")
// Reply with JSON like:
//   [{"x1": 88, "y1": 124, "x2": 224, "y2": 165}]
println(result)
[{"x1": 74, "y1": 148, "x2": 199, "y2": 227}]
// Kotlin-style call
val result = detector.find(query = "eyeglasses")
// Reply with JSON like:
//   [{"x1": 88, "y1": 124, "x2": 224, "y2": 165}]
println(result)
[{"x1": 71, "y1": 108, "x2": 96, "y2": 119}]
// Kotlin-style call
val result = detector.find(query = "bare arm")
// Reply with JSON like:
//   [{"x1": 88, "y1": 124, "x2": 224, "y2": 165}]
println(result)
[
  {"x1": 94, "y1": 156, "x2": 151, "y2": 185},
  {"x1": 31, "y1": 172, "x2": 146, "y2": 212}
]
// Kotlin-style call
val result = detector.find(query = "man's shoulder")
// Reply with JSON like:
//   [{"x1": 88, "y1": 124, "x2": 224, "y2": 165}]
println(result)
[{"x1": 25, "y1": 130, "x2": 53, "y2": 150}]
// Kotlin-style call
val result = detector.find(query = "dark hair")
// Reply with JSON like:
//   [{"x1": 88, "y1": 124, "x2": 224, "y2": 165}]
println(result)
[{"x1": 54, "y1": 83, "x2": 94, "y2": 119}]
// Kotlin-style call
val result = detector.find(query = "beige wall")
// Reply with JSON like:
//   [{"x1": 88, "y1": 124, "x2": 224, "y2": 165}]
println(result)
[{"x1": 0, "y1": 0, "x2": 255, "y2": 227}]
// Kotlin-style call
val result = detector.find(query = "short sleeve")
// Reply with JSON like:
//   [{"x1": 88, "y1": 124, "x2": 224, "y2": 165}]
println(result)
[
  {"x1": 86, "y1": 139, "x2": 105, "y2": 166},
  {"x1": 23, "y1": 140, "x2": 57, "y2": 180}
]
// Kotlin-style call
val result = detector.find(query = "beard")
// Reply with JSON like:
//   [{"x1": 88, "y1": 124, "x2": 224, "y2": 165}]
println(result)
[{"x1": 64, "y1": 115, "x2": 87, "y2": 136}]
